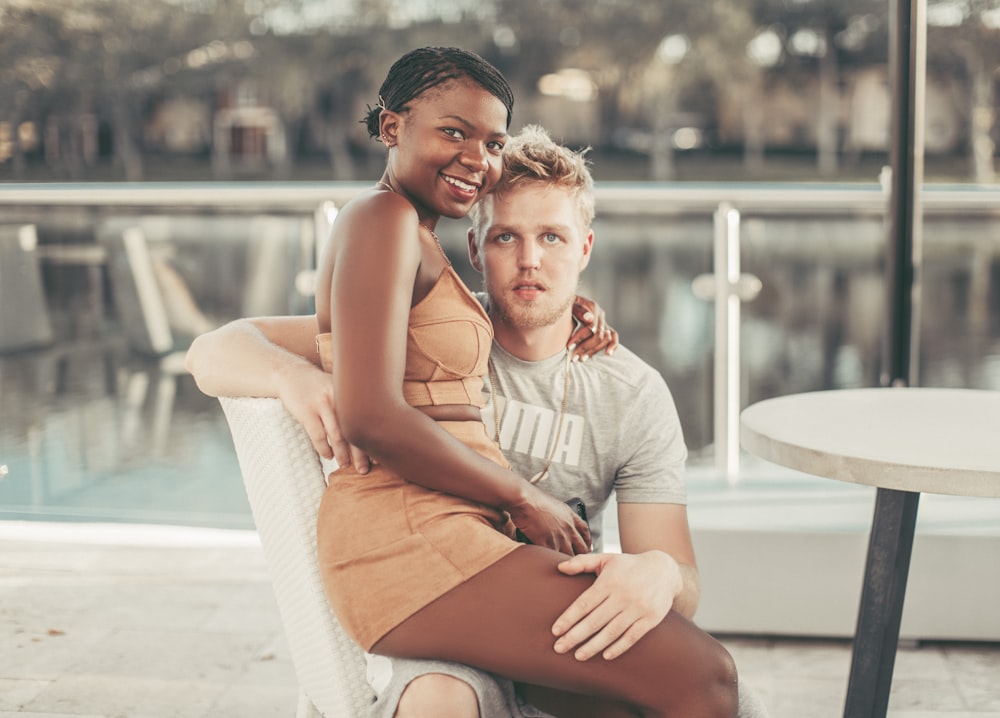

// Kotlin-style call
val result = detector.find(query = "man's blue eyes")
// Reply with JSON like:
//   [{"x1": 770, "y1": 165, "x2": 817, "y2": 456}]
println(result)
[{"x1": 494, "y1": 234, "x2": 561, "y2": 244}]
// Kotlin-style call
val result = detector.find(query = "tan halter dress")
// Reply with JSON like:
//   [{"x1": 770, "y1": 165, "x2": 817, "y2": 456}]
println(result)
[{"x1": 315, "y1": 266, "x2": 521, "y2": 650}]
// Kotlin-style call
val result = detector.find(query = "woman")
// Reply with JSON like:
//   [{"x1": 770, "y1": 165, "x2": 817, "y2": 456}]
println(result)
[{"x1": 265, "y1": 47, "x2": 736, "y2": 717}]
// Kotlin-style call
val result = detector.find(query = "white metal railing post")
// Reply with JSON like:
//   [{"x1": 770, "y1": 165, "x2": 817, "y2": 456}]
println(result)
[
  {"x1": 715, "y1": 203, "x2": 742, "y2": 482},
  {"x1": 693, "y1": 203, "x2": 762, "y2": 483},
  {"x1": 313, "y1": 200, "x2": 339, "y2": 266},
  {"x1": 296, "y1": 200, "x2": 339, "y2": 298}
]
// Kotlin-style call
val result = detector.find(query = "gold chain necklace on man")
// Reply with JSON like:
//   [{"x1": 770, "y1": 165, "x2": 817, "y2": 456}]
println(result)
[
  {"x1": 374, "y1": 180, "x2": 449, "y2": 263},
  {"x1": 488, "y1": 352, "x2": 572, "y2": 484}
]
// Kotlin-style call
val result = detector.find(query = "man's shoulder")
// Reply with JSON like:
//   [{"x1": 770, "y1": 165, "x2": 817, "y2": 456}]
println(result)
[{"x1": 581, "y1": 343, "x2": 664, "y2": 390}]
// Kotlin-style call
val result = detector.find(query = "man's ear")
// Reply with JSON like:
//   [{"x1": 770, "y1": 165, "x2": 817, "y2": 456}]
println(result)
[
  {"x1": 467, "y1": 228, "x2": 484, "y2": 272},
  {"x1": 578, "y1": 228, "x2": 595, "y2": 271}
]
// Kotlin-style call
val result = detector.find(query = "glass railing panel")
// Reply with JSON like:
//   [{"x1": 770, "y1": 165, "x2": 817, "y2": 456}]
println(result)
[
  {"x1": 2, "y1": 184, "x2": 998, "y2": 526},
  {"x1": 1, "y1": 199, "x2": 321, "y2": 528},
  {"x1": 739, "y1": 210, "x2": 887, "y2": 405},
  {"x1": 919, "y1": 212, "x2": 1000, "y2": 391}
]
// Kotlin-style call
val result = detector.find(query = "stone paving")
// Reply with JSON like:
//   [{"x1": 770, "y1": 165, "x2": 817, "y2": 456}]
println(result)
[{"x1": 1, "y1": 521, "x2": 998, "y2": 718}]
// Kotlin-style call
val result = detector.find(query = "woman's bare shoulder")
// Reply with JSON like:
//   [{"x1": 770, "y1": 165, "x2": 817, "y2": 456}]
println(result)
[
  {"x1": 318, "y1": 189, "x2": 423, "y2": 309},
  {"x1": 335, "y1": 189, "x2": 419, "y2": 249}
]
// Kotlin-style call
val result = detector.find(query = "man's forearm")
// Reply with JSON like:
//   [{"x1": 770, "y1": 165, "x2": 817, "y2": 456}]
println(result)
[
  {"x1": 185, "y1": 317, "x2": 318, "y2": 398},
  {"x1": 673, "y1": 560, "x2": 701, "y2": 620},
  {"x1": 616, "y1": 502, "x2": 700, "y2": 618}
]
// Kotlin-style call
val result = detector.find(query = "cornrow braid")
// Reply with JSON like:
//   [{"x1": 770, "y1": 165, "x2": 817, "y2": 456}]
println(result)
[{"x1": 362, "y1": 47, "x2": 514, "y2": 140}]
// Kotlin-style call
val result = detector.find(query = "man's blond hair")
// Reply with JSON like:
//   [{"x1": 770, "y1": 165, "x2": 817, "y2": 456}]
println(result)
[{"x1": 469, "y1": 125, "x2": 594, "y2": 238}]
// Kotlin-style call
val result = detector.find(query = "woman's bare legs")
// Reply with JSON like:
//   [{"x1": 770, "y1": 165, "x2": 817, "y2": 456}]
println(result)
[{"x1": 372, "y1": 545, "x2": 738, "y2": 718}]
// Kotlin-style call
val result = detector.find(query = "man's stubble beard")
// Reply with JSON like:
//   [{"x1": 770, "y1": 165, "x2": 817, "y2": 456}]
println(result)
[{"x1": 486, "y1": 281, "x2": 577, "y2": 331}]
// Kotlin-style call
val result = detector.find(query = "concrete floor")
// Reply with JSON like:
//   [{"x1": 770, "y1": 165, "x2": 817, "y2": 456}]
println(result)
[{"x1": 1, "y1": 521, "x2": 999, "y2": 718}]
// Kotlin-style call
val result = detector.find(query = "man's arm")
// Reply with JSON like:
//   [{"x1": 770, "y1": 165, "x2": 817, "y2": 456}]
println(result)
[
  {"x1": 185, "y1": 315, "x2": 320, "y2": 398},
  {"x1": 548, "y1": 361, "x2": 694, "y2": 661},
  {"x1": 185, "y1": 316, "x2": 368, "y2": 470},
  {"x1": 550, "y1": 502, "x2": 699, "y2": 661},
  {"x1": 617, "y1": 502, "x2": 700, "y2": 617}
]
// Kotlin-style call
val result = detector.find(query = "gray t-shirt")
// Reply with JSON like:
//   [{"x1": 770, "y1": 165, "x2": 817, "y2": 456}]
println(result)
[{"x1": 482, "y1": 338, "x2": 687, "y2": 551}]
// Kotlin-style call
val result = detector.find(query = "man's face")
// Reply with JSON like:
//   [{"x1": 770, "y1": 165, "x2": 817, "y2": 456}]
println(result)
[{"x1": 468, "y1": 182, "x2": 593, "y2": 331}]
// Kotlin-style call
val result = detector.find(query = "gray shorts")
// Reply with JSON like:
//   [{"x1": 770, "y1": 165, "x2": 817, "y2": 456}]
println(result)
[
  {"x1": 365, "y1": 654, "x2": 554, "y2": 718},
  {"x1": 365, "y1": 654, "x2": 769, "y2": 718}
]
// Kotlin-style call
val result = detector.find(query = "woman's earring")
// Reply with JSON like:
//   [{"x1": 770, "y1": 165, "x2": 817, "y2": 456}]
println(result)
[{"x1": 381, "y1": 134, "x2": 394, "y2": 147}]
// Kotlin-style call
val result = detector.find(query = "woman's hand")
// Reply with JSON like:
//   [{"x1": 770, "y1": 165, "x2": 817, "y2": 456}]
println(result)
[
  {"x1": 570, "y1": 295, "x2": 619, "y2": 360},
  {"x1": 506, "y1": 485, "x2": 591, "y2": 556},
  {"x1": 274, "y1": 360, "x2": 372, "y2": 473}
]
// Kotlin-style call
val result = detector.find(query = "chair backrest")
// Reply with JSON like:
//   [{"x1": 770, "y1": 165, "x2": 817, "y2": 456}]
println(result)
[
  {"x1": 219, "y1": 396, "x2": 374, "y2": 717},
  {"x1": 0, "y1": 224, "x2": 54, "y2": 353},
  {"x1": 102, "y1": 226, "x2": 176, "y2": 355}
]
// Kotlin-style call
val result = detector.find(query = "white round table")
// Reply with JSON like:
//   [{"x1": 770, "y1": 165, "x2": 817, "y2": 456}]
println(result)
[{"x1": 741, "y1": 387, "x2": 1000, "y2": 718}]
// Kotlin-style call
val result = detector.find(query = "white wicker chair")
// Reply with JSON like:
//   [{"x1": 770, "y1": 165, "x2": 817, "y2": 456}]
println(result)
[{"x1": 219, "y1": 396, "x2": 375, "y2": 717}]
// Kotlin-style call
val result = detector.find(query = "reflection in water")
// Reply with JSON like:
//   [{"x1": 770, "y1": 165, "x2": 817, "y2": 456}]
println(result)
[
  {"x1": 0, "y1": 207, "x2": 998, "y2": 527},
  {"x1": 0, "y1": 347, "x2": 250, "y2": 527}
]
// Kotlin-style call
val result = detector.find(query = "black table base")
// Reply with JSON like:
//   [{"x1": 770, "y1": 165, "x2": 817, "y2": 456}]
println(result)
[{"x1": 843, "y1": 487, "x2": 921, "y2": 718}]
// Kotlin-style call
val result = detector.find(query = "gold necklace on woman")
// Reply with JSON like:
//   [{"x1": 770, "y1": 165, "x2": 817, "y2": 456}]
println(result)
[
  {"x1": 488, "y1": 352, "x2": 572, "y2": 484},
  {"x1": 374, "y1": 180, "x2": 449, "y2": 264}
]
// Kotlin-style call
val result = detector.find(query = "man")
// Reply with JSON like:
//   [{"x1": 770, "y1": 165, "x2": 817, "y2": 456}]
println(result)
[{"x1": 186, "y1": 125, "x2": 765, "y2": 718}]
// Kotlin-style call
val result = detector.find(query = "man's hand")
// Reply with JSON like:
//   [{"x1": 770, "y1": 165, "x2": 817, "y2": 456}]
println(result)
[
  {"x1": 274, "y1": 360, "x2": 371, "y2": 473},
  {"x1": 551, "y1": 551, "x2": 682, "y2": 661}
]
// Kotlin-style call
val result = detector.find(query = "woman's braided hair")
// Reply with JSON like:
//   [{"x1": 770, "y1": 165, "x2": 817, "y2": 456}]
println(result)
[{"x1": 362, "y1": 47, "x2": 514, "y2": 139}]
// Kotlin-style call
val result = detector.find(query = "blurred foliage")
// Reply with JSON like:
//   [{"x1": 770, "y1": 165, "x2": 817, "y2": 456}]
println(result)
[{"x1": 0, "y1": 0, "x2": 997, "y2": 181}]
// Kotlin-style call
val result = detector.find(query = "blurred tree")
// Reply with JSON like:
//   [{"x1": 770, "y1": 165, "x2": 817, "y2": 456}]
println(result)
[
  {"x1": 104, "y1": 0, "x2": 259, "y2": 179},
  {"x1": 0, "y1": 0, "x2": 65, "y2": 178},
  {"x1": 3, "y1": 0, "x2": 994, "y2": 182},
  {"x1": 491, "y1": 0, "x2": 757, "y2": 180},
  {"x1": 0, "y1": 0, "x2": 260, "y2": 180},
  {"x1": 682, "y1": 2, "x2": 764, "y2": 174},
  {"x1": 926, "y1": 0, "x2": 999, "y2": 182},
  {"x1": 748, "y1": 0, "x2": 890, "y2": 177},
  {"x1": 236, "y1": 1, "x2": 499, "y2": 179}
]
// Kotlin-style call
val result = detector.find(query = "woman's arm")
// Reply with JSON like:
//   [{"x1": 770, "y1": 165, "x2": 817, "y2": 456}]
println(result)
[
  {"x1": 185, "y1": 315, "x2": 366, "y2": 467},
  {"x1": 329, "y1": 196, "x2": 589, "y2": 554}
]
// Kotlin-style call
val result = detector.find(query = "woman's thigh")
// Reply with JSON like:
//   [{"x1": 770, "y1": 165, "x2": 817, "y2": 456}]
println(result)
[{"x1": 372, "y1": 545, "x2": 737, "y2": 717}]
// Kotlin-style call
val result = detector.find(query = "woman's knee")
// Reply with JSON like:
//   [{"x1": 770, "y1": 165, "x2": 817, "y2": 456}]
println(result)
[
  {"x1": 395, "y1": 673, "x2": 480, "y2": 718},
  {"x1": 640, "y1": 628, "x2": 738, "y2": 718},
  {"x1": 688, "y1": 639, "x2": 739, "y2": 718}
]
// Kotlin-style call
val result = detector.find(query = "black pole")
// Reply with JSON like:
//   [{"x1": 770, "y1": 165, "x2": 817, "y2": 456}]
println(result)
[
  {"x1": 843, "y1": 487, "x2": 921, "y2": 718},
  {"x1": 841, "y1": 3, "x2": 927, "y2": 716},
  {"x1": 882, "y1": 0, "x2": 926, "y2": 388}
]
